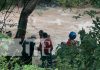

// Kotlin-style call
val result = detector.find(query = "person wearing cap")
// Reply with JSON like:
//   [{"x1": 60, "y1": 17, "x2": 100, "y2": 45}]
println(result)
[
  {"x1": 67, "y1": 31, "x2": 78, "y2": 46},
  {"x1": 19, "y1": 34, "x2": 36, "y2": 64}
]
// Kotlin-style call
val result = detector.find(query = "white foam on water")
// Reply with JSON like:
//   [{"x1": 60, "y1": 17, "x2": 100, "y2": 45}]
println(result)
[
  {"x1": 46, "y1": 18, "x2": 63, "y2": 25},
  {"x1": 78, "y1": 21, "x2": 93, "y2": 32}
]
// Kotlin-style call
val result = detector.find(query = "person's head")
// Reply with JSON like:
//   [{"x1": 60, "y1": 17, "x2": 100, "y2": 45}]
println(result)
[
  {"x1": 31, "y1": 35, "x2": 36, "y2": 39},
  {"x1": 43, "y1": 32, "x2": 48, "y2": 38},
  {"x1": 39, "y1": 30, "x2": 44, "y2": 38},
  {"x1": 39, "y1": 30, "x2": 43, "y2": 34},
  {"x1": 69, "y1": 31, "x2": 76, "y2": 40}
]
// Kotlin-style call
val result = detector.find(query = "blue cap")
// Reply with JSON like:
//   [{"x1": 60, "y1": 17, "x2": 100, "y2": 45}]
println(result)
[{"x1": 69, "y1": 32, "x2": 76, "y2": 40}]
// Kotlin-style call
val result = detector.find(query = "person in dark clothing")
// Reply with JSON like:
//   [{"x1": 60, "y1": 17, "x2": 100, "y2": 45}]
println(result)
[
  {"x1": 29, "y1": 41, "x2": 35, "y2": 64},
  {"x1": 20, "y1": 35, "x2": 36, "y2": 64},
  {"x1": 39, "y1": 30, "x2": 44, "y2": 38},
  {"x1": 38, "y1": 30, "x2": 44, "y2": 60},
  {"x1": 29, "y1": 35, "x2": 36, "y2": 57}
]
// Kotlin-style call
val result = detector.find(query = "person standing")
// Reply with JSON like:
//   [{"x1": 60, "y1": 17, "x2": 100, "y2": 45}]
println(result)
[{"x1": 38, "y1": 32, "x2": 53, "y2": 67}]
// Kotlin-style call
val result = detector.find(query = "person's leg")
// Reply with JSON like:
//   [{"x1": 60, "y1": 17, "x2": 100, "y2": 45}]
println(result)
[
  {"x1": 22, "y1": 41, "x2": 27, "y2": 57},
  {"x1": 47, "y1": 53, "x2": 52, "y2": 67},
  {"x1": 41, "y1": 56, "x2": 46, "y2": 68},
  {"x1": 30, "y1": 42, "x2": 35, "y2": 57},
  {"x1": 21, "y1": 41, "x2": 29, "y2": 64},
  {"x1": 28, "y1": 42, "x2": 35, "y2": 64}
]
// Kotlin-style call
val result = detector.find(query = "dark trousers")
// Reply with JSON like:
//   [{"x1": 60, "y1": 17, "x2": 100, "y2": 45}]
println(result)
[
  {"x1": 41, "y1": 53, "x2": 52, "y2": 67},
  {"x1": 21, "y1": 41, "x2": 35, "y2": 64}
]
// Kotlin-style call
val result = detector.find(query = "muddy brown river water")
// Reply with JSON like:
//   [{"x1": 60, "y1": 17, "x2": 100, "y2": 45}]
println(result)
[{"x1": 0, "y1": 7, "x2": 100, "y2": 54}]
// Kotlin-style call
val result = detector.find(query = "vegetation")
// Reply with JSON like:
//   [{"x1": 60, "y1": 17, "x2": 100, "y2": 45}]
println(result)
[
  {"x1": 56, "y1": 16, "x2": 100, "y2": 70},
  {"x1": 56, "y1": 0, "x2": 100, "y2": 8},
  {"x1": 0, "y1": 13, "x2": 100, "y2": 70},
  {"x1": 0, "y1": 0, "x2": 100, "y2": 70},
  {"x1": 0, "y1": 56, "x2": 45, "y2": 70},
  {"x1": 0, "y1": 0, "x2": 100, "y2": 9}
]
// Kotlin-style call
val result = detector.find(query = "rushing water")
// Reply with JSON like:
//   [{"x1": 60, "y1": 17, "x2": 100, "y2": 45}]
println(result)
[{"x1": 0, "y1": 7, "x2": 100, "y2": 54}]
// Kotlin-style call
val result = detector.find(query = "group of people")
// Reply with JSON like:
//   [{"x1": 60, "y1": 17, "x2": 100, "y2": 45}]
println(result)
[
  {"x1": 2, "y1": 29, "x2": 78, "y2": 68},
  {"x1": 18, "y1": 30, "x2": 78, "y2": 67},
  {"x1": 37, "y1": 30, "x2": 78, "y2": 67}
]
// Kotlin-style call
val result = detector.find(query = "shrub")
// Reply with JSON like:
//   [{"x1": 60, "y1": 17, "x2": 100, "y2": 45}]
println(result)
[
  {"x1": 56, "y1": 17, "x2": 100, "y2": 70},
  {"x1": 56, "y1": 0, "x2": 100, "y2": 8},
  {"x1": 91, "y1": 0, "x2": 100, "y2": 8}
]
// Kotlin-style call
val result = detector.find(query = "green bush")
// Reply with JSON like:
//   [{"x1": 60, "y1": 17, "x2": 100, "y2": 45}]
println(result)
[
  {"x1": 0, "y1": 0, "x2": 17, "y2": 11},
  {"x1": 22, "y1": 65, "x2": 45, "y2": 70},
  {"x1": 1, "y1": 0, "x2": 100, "y2": 10},
  {"x1": 91, "y1": 0, "x2": 100, "y2": 8},
  {"x1": 56, "y1": 17, "x2": 100, "y2": 70},
  {"x1": 56, "y1": 0, "x2": 89, "y2": 7},
  {"x1": 56, "y1": 0, "x2": 100, "y2": 8}
]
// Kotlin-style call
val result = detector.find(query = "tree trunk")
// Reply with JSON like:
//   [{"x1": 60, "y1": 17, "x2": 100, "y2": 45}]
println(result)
[{"x1": 15, "y1": 0, "x2": 39, "y2": 38}]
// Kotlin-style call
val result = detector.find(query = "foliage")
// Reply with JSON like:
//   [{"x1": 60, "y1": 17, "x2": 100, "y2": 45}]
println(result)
[
  {"x1": 0, "y1": 0, "x2": 17, "y2": 11},
  {"x1": 0, "y1": 56, "x2": 46, "y2": 70},
  {"x1": 57, "y1": 0, "x2": 88, "y2": 7},
  {"x1": 84, "y1": 10, "x2": 97, "y2": 18},
  {"x1": 91, "y1": 17, "x2": 100, "y2": 45},
  {"x1": 56, "y1": 44, "x2": 79, "y2": 70},
  {"x1": 0, "y1": 0, "x2": 100, "y2": 11},
  {"x1": 91, "y1": 0, "x2": 100, "y2": 8},
  {"x1": 56, "y1": 0, "x2": 100, "y2": 8},
  {"x1": 0, "y1": 33, "x2": 9, "y2": 38},
  {"x1": 22, "y1": 65, "x2": 45, "y2": 70},
  {"x1": 56, "y1": 17, "x2": 100, "y2": 70}
]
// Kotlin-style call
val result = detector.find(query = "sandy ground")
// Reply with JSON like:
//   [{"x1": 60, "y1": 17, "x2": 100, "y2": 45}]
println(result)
[{"x1": 0, "y1": 7, "x2": 100, "y2": 55}]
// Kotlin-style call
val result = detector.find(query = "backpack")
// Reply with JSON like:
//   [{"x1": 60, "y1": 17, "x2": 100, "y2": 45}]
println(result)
[{"x1": 44, "y1": 38, "x2": 53, "y2": 54}]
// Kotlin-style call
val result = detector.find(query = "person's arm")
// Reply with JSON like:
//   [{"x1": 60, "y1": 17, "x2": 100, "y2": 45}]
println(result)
[{"x1": 50, "y1": 40, "x2": 53, "y2": 51}]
